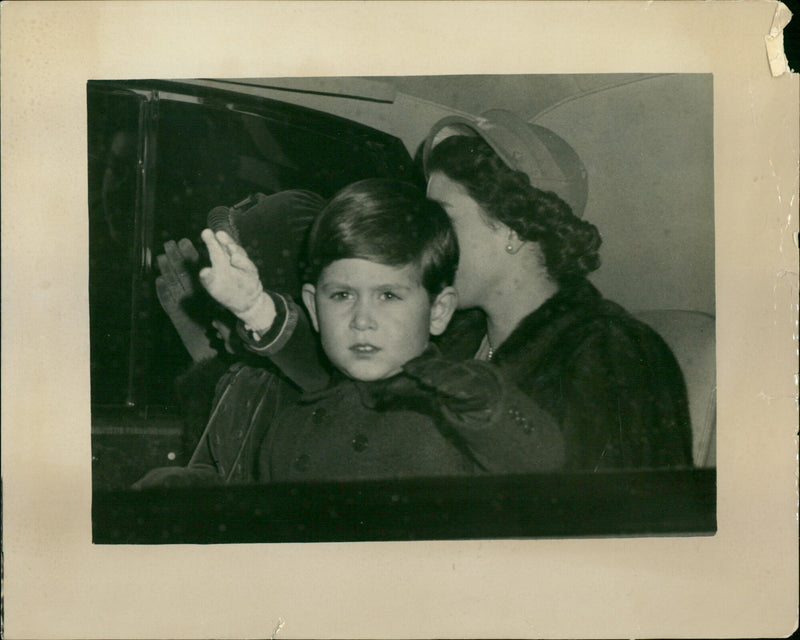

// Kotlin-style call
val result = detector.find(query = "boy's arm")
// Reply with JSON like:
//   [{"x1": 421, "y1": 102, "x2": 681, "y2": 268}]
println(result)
[
  {"x1": 401, "y1": 356, "x2": 566, "y2": 473},
  {"x1": 198, "y1": 228, "x2": 277, "y2": 330},
  {"x1": 200, "y1": 229, "x2": 330, "y2": 392},
  {"x1": 236, "y1": 291, "x2": 330, "y2": 392}
]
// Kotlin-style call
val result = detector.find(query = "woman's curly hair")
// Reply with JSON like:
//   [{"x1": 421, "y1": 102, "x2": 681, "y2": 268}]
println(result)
[{"x1": 427, "y1": 135, "x2": 601, "y2": 284}]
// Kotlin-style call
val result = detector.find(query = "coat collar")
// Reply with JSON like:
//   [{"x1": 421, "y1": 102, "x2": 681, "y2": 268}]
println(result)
[
  {"x1": 299, "y1": 343, "x2": 442, "y2": 407},
  {"x1": 492, "y1": 278, "x2": 603, "y2": 362},
  {"x1": 433, "y1": 279, "x2": 604, "y2": 363}
]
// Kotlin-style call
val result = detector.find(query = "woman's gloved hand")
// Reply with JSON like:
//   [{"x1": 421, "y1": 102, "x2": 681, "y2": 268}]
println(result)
[
  {"x1": 402, "y1": 354, "x2": 501, "y2": 420},
  {"x1": 155, "y1": 238, "x2": 218, "y2": 363}
]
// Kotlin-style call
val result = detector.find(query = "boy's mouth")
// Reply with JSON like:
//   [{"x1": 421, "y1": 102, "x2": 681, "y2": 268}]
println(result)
[{"x1": 350, "y1": 343, "x2": 381, "y2": 355}]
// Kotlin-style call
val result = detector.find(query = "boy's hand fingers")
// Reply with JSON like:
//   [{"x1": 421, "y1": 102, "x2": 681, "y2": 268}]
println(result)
[
  {"x1": 229, "y1": 247, "x2": 257, "y2": 272},
  {"x1": 198, "y1": 229, "x2": 264, "y2": 314},
  {"x1": 197, "y1": 266, "x2": 215, "y2": 292},
  {"x1": 215, "y1": 230, "x2": 257, "y2": 273},
  {"x1": 214, "y1": 228, "x2": 236, "y2": 245},
  {"x1": 201, "y1": 228, "x2": 228, "y2": 269},
  {"x1": 214, "y1": 230, "x2": 238, "y2": 255}
]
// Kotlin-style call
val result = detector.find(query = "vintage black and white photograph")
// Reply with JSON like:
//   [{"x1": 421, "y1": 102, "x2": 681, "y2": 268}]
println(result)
[
  {"x1": 3, "y1": 2, "x2": 798, "y2": 638},
  {"x1": 88, "y1": 74, "x2": 717, "y2": 543}
]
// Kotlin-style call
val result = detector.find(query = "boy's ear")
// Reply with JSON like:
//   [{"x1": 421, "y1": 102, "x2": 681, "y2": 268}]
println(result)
[
  {"x1": 301, "y1": 283, "x2": 320, "y2": 332},
  {"x1": 428, "y1": 286, "x2": 458, "y2": 336}
]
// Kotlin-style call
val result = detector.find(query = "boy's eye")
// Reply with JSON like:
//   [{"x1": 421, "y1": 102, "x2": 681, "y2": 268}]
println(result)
[
  {"x1": 329, "y1": 291, "x2": 352, "y2": 301},
  {"x1": 380, "y1": 291, "x2": 401, "y2": 301}
]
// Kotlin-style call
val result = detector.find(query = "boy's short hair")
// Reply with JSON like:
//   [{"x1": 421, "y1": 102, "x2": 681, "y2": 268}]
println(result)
[{"x1": 303, "y1": 178, "x2": 458, "y2": 296}]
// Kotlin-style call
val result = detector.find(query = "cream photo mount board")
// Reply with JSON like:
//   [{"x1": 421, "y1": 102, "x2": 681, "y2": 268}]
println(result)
[{"x1": 2, "y1": 1, "x2": 798, "y2": 638}]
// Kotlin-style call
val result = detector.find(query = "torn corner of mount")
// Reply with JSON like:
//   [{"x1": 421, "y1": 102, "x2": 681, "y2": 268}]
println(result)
[{"x1": 765, "y1": 2, "x2": 795, "y2": 77}]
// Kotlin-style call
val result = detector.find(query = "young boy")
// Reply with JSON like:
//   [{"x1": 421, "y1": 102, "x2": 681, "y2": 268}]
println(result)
[{"x1": 135, "y1": 179, "x2": 564, "y2": 487}]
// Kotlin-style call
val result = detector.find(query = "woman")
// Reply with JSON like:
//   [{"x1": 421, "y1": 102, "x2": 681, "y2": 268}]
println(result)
[{"x1": 421, "y1": 110, "x2": 692, "y2": 470}]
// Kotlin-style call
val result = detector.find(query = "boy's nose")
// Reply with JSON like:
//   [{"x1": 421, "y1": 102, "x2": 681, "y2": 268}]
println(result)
[{"x1": 350, "y1": 300, "x2": 377, "y2": 331}]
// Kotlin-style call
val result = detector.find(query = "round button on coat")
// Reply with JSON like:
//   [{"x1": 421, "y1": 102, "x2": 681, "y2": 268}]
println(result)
[
  {"x1": 293, "y1": 454, "x2": 311, "y2": 472},
  {"x1": 351, "y1": 433, "x2": 369, "y2": 452}
]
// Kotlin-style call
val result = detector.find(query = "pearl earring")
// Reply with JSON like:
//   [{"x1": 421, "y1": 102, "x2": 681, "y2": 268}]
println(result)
[{"x1": 506, "y1": 244, "x2": 514, "y2": 253}]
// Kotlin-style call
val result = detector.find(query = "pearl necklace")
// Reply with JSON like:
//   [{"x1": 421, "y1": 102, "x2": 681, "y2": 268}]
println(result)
[{"x1": 478, "y1": 334, "x2": 494, "y2": 361}]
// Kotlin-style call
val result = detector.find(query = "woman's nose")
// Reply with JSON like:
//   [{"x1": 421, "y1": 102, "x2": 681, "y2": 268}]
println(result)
[{"x1": 350, "y1": 299, "x2": 377, "y2": 331}]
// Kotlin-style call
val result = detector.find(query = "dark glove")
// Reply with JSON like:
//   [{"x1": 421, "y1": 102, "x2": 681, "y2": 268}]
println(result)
[
  {"x1": 155, "y1": 238, "x2": 218, "y2": 363},
  {"x1": 402, "y1": 353, "x2": 501, "y2": 418},
  {"x1": 368, "y1": 350, "x2": 501, "y2": 424}
]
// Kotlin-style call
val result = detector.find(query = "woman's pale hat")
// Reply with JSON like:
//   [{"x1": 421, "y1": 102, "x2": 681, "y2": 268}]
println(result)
[{"x1": 422, "y1": 109, "x2": 588, "y2": 217}]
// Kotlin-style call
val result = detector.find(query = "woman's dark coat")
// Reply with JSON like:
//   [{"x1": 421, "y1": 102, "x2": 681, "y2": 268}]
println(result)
[{"x1": 437, "y1": 279, "x2": 693, "y2": 470}]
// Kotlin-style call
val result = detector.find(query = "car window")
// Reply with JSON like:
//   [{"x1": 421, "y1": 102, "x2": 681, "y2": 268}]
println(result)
[
  {"x1": 88, "y1": 88, "x2": 143, "y2": 406},
  {"x1": 88, "y1": 81, "x2": 417, "y2": 412}
]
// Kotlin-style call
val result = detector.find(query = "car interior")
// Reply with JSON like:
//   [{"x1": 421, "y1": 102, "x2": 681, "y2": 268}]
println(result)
[{"x1": 88, "y1": 75, "x2": 716, "y2": 543}]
